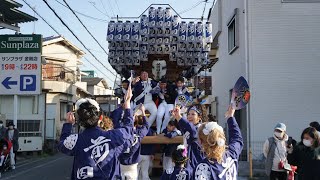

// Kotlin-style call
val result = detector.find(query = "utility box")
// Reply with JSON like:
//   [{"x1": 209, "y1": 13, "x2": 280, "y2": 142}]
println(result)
[{"x1": 18, "y1": 137, "x2": 43, "y2": 152}]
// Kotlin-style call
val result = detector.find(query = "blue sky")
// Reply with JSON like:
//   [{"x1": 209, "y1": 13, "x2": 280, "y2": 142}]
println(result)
[{"x1": 2, "y1": 0, "x2": 212, "y2": 87}]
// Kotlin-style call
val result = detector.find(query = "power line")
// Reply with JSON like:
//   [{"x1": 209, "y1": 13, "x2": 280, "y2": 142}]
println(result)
[
  {"x1": 113, "y1": 0, "x2": 122, "y2": 16},
  {"x1": 54, "y1": 0, "x2": 108, "y2": 23},
  {"x1": 62, "y1": 0, "x2": 109, "y2": 56},
  {"x1": 21, "y1": 0, "x2": 60, "y2": 35},
  {"x1": 42, "y1": 0, "x2": 117, "y2": 78},
  {"x1": 83, "y1": 57, "x2": 116, "y2": 83},
  {"x1": 99, "y1": 0, "x2": 111, "y2": 17},
  {"x1": 179, "y1": 1, "x2": 205, "y2": 15},
  {"x1": 201, "y1": 0, "x2": 209, "y2": 20},
  {"x1": 106, "y1": 0, "x2": 116, "y2": 17},
  {"x1": 88, "y1": 1, "x2": 110, "y2": 18},
  {"x1": 22, "y1": 0, "x2": 116, "y2": 86}
]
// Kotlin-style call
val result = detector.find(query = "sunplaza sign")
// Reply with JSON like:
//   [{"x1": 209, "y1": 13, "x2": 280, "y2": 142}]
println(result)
[{"x1": 0, "y1": 34, "x2": 42, "y2": 95}]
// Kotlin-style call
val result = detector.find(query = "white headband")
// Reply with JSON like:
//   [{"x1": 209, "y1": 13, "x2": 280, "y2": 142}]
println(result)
[
  {"x1": 203, "y1": 122, "x2": 223, "y2": 135},
  {"x1": 177, "y1": 145, "x2": 185, "y2": 150},
  {"x1": 203, "y1": 122, "x2": 225, "y2": 147},
  {"x1": 75, "y1": 98, "x2": 100, "y2": 112}
]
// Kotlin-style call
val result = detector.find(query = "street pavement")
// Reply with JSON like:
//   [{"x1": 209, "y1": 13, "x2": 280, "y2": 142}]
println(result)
[
  {"x1": 1, "y1": 153, "x2": 73, "y2": 180},
  {"x1": 0, "y1": 153, "x2": 261, "y2": 180}
]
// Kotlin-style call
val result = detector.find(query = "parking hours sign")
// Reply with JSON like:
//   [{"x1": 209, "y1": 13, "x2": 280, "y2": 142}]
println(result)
[{"x1": 0, "y1": 35, "x2": 42, "y2": 95}]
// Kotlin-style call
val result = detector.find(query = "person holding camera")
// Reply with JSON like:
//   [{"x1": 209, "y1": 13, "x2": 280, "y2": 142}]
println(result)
[
  {"x1": 287, "y1": 127, "x2": 320, "y2": 180},
  {"x1": 263, "y1": 123, "x2": 289, "y2": 180}
]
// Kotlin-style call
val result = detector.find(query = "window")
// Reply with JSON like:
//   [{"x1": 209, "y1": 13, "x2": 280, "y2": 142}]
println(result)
[
  {"x1": 6, "y1": 120, "x2": 41, "y2": 137},
  {"x1": 19, "y1": 96, "x2": 38, "y2": 114},
  {"x1": 0, "y1": 96, "x2": 13, "y2": 114},
  {"x1": 227, "y1": 8, "x2": 239, "y2": 54},
  {"x1": 60, "y1": 103, "x2": 68, "y2": 121}
]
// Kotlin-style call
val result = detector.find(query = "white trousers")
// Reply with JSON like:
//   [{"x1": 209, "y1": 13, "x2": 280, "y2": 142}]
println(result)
[
  {"x1": 156, "y1": 102, "x2": 167, "y2": 134},
  {"x1": 161, "y1": 104, "x2": 175, "y2": 133},
  {"x1": 143, "y1": 101, "x2": 157, "y2": 127},
  {"x1": 162, "y1": 155, "x2": 173, "y2": 171},
  {"x1": 0, "y1": 155, "x2": 4, "y2": 167},
  {"x1": 138, "y1": 155, "x2": 152, "y2": 180},
  {"x1": 10, "y1": 148, "x2": 15, "y2": 166},
  {"x1": 120, "y1": 163, "x2": 138, "y2": 180}
]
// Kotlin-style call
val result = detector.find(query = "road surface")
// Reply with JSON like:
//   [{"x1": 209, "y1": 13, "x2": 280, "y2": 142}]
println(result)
[
  {"x1": 1, "y1": 153, "x2": 73, "y2": 180},
  {"x1": 0, "y1": 153, "x2": 254, "y2": 180}
]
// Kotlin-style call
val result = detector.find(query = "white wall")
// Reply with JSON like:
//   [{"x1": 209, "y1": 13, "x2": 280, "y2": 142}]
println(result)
[
  {"x1": 209, "y1": 0, "x2": 246, "y2": 124},
  {"x1": 248, "y1": 0, "x2": 320, "y2": 145},
  {"x1": 75, "y1": 82, "x2": 88, "y2": 91},
  {"x1": 0, "y1": 94, "x2": 45, "y2": 122},
  {"x1": 42, "y1": 43, "x2": 79, "y2": 72},
  {"x1": 0, "y1": 94, "x2": 46, "y2": 151}
]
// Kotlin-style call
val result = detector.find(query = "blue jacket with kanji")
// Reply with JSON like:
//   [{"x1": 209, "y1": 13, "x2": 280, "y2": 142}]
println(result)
[
  {"x1": 193, "y1": 117, "x2": 243, "y2": 180},
  {"x1": 58, "y1": 109, "x2": 134, "y2": 180}
]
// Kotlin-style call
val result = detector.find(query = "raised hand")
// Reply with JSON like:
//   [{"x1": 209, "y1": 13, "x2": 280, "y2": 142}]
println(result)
[
  {"x1": 139, "y1": 104, "x2": 146, "y2": 116},
  {"x1": 123, "y1": 84, "x2": 132, "y2": 109},
  {"x1": 132, "y1": 76, "x2": 140, "y2": 85},
  {"x1": 172, "y1": 106, "x2": 182, "y2": 121},
  {"x1": 224, "y1": 105, "x2": 235, "y2": 119},
  {"x1": 66, "y1": 112, "x2": 75, "y2": 125}
]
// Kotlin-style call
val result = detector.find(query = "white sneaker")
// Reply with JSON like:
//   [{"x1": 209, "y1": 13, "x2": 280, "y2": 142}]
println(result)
[{"x1": 11, "y1": 165, "x2": 15, "y2": 170}]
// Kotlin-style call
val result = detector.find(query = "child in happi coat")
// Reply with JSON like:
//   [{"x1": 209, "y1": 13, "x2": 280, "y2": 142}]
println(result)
[
  {"x1": 161, "y1": 145, "x2": 190, "y2": 180},
  {"x1": 57, "y1": 86, "x2": 134, "y2": 180},
  {"x1": 171, "y1": 105, "x2": 206, "y2": 178},
  {"x1": 162, "y1": 120, "x2": 182, "y2": 171},
  {"x1": 193, "y1": 106, "x2": 243, "y2": 180},
  {"x1": 118, "y1": 104, "x2": 149, "y2": 180},
  {"x1": 175, "y1": 77, "x2": 190, "y2": 97}
]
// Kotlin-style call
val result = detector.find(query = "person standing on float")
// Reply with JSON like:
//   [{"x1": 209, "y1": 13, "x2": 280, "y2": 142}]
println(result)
[{"x1": 132, "y1": 71, "x2": 158, "y2": 127}]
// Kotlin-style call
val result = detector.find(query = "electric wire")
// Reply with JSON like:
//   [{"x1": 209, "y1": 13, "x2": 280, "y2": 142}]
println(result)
[
  {"x1": 106, "y1": 0, "x2": 116, "y2": 17},
  {"x1": 62, "y1": 0, "x2": 109, "y2": 56},
  {"x1": 88, "y1": 1, "x2": 110, "y2": 18},
  {"x1": 201, "y1": 0, "x2": 209, "y2": 20},
  {"x1": 22, "y1": 0, "x2": 60, "y2": 35},
  {"x1": 179, "y1": 1, "x2": 205, "y2": 15},
  {"x1": 113, "y1": 0, "x2": 122, "y2": 16},
  {"x1": 54, "y1": 0, "x2": 108, "y2": 22},
  {"x1": 42, "y1": 0, "x2": 117, "y2": 78},
  {"x1": 23, "y1": 0, "x2": 115, "y2": 84},
  {"x1": 99, "y1": 0, "x2": 111, "y2": 17}
]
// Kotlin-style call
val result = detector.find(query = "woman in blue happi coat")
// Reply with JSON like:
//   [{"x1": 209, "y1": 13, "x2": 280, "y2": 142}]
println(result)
[
  {"x1": 171, "y1": 105, "x2": 206, "y2": 177},
  {"x1": 58, "y1": 86, "x2": 134, "y2": 180},
  {"x1": 193, "y1": 106, "x2": 243, "y2": 180},
  {"x1": 118, "y1": 104, "x2": 149, "y2": 180}
]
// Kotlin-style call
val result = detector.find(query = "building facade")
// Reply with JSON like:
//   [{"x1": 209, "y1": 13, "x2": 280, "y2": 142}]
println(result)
[
  {"x1": 42, "y1": 36, "x2": 90, "y2": 144},
  {"x1": 208, "y1": 0, "x2": 320, "y2": 159}
]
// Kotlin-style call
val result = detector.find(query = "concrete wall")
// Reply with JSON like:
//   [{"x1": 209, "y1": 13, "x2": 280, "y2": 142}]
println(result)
[
  {"x1": 209, "y1": 0, "x2": 246, "y2": 124},
  {"x1": 248, "y1": 0, "x2": 320, "y2": 147},
  {"x1": 209, "y1": 0, "x2": 249, "y2": 159}
]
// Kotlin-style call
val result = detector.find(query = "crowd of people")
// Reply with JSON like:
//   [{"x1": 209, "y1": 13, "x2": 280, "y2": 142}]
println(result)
[
  {"x1": 116, "y1": 71, "x2": 191, "y2": 135},
  {"x1": 58, "y1": 72, "x2": 244, "y2": 180},
  {"x1": 263, "y1": 121, "x2": 320, "y2": 180},
  {"x1": 57, "y1": 70, "x2": 320, "y2": 180}
]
